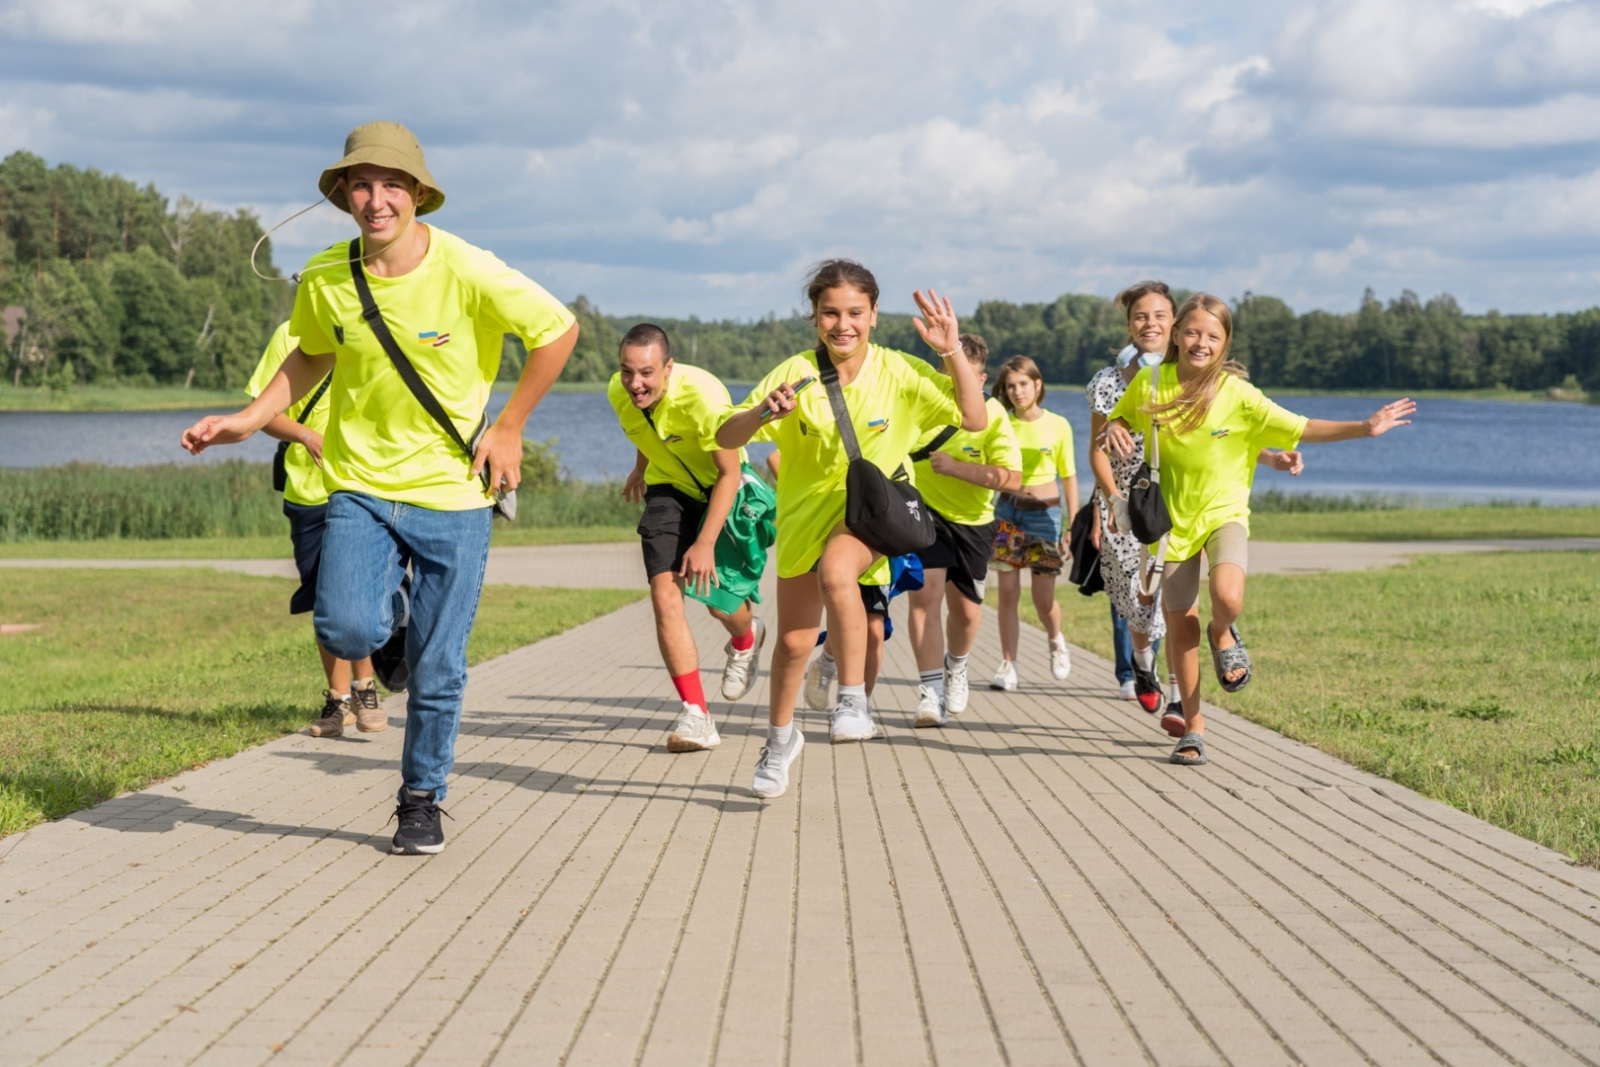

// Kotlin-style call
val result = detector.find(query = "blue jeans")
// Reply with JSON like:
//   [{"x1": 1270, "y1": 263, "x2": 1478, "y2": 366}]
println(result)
[
  {"x1": 1111, "y1": 604, "x2": 1161, "y2": 685},
  {"x1": 315, "y1": 491, "x2": 493, "y2": 799}
]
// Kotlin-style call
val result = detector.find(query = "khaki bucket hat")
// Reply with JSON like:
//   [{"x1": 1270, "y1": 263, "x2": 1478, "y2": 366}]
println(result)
[{"x1": 318, "y1": 121, "x2": 445, "y2": 216}]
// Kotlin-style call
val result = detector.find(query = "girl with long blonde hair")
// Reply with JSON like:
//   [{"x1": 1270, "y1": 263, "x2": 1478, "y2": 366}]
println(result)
[{"x1": 1103, "y1": 294, "x2": 1414, "y2": 766}]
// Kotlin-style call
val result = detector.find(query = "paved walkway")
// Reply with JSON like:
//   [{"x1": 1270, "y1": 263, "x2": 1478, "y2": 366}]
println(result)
[
  {"x1": 3, "y1": 537, "x2": 1596, "y2": 588},
  {"x1": 3, "y1": 591, "x2": 1599, "y2": 1065}
]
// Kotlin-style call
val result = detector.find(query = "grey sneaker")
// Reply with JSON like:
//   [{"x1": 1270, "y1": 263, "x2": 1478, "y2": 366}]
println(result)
[
  {"x1": 721, "y1": 618, "x2": 766, "y2": 700},
  {"x1": 352, "y1": 683, "x2": 387, "y2": 732},
  {"x1": 751, "y1": 730, "x2": 805, "y2": 798},
  {"x1": 944, "y1": 656, "x2": 970, "y2": 715},
  {"x1": 828, "y1": 696, "x2": 878, "y2": 743},
  {"x1": 308, "y1": 691, "x2": 348, "y2": 737},
  {"x1": 913, "y1": 684, "x2": 947, "y2": 728},
  {"x1": 667, "y1": 702, "x2": 722, "y2": 752},
  {"x1": 804, "y1": 652, "x2": 836, "y2": 711}
]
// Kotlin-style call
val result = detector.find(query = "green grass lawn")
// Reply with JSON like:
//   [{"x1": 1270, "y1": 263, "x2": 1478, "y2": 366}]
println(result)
[
  {"x1": 0, "y1": 569, "x2": 643, "y2": 836},
  {"x1": 1249, "y1": 506, "x2": 1600, "y2": 541},
  {"x1": 0, "y1": 384, "x2": 246, "y2": 412},
  {"x1": 0, "y1": 524, "x2": 637, "y2": 559},
  {"x1": 1038, "y1": 551, "x2": 1600, "y2": 866}
]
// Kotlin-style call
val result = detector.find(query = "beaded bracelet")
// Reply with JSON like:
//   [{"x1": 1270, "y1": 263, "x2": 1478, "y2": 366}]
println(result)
[{"x1": 938, "y1": 344, "x2": 964, "y2": 360}]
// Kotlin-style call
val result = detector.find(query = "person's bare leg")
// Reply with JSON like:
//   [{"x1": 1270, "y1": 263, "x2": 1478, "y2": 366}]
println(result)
[
  {"x1": 768, "y1": 575, "x2": 824, "y2": 728},
  {"x1": 946, "y1": 585, "x2": 982, "y2": 658},
  {"x1": 318, "y1": 642, "x2": 350, "y2": 693},
  {"x1": 1166, "y1": 605, "x2": 1205, "y2": 756},
  {"x1": 908, "y1": 569, "x2": 949, "y2": 673},
  {"x1": 816, "y1": 534, "x2": 877, "y2": 688},
  {"x1": 351, "y1": 656, "x2": 374, "y2": 682},
  {"x1": 997, "y1": 568, "x2": 1022, "y2": 661},
  {"x1": 1030, "y1": 571, "x2": 1061, "y2": 640},
  {"x1": 650, "y1": 572, "x2": 699, "y2": 677},
  {"x1": 709, "y1": 600, "x2": 754, "y2": 639},
  {"x1": 1206, "y1": 563, "x2": 1248, "y2": 685},
  {"x1": 864, "y1": 614, "x2": 885, "y2": 697}
]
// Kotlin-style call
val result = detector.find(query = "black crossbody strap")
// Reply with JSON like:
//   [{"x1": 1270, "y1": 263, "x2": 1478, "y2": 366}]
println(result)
[
  {"x1": 815, "y1": 347, "x2": 864, "y2": 462},
  {"x1": 908, "y1": 425, "x2": 959, "y2": 463},
  {"x1": 640, "y1": 407, "x2": 709, "y2": 499},
  {"x1": 293, "y1": 374, "x2": 333, "y2": 426},
  {"x1": 348, "y1": 238, "x2": 476, "y2": 460}
]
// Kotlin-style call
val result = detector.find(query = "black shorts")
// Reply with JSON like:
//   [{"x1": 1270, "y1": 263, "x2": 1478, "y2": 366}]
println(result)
[
  {"x1": 638, "y1": 483, "x2": 707, "y2": 580},
  {"x1": 917, "y1": 513, "x2": 995, "y2": 605},
  {"x1": 860, "y1": 583, "x2": 890, "y2": 615},
  {"x1": 283, "y1": 500, "x2": 328, "y2": 615}
]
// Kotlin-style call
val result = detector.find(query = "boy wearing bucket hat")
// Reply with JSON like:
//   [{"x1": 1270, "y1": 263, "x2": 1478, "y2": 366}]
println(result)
[{"x1": 183, "y1": 121, "x2": 578, "y2": 855}]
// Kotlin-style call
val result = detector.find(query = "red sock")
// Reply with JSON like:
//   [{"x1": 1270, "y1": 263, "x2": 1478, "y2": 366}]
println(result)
[
  {"x1": 729, "y1": 625, "x2": 755, "y2": 652},
  {"x1": 671, "y1": 671, "x2": 707, "y2": 712}
]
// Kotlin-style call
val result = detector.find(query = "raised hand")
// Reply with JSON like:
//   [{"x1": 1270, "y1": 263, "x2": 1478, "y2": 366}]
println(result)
[
  {"x1": 911, "y1": 289, "x2": 961, "y2": 355},
  {"x1": 760, "y1": 380, "x2": 801, "y2": 423},
  {"x1": 1365, "y1": 398, "x2": 1416, "y2": 438}
]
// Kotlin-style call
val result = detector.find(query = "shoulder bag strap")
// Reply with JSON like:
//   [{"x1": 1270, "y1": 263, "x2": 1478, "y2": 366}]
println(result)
[
  {"x1": 293, "y1": 374, "x2": 333, "y2": 426},
  {"x1": 639, "y1": 406, "x2": 709, "y2": 499},
  {"x1": 348, "y1": 238, "x2": 476, "y2": 461},
  {"x1": 815, "y1": 346, "x2": 863, "y2": 462},
  {"x1": 908, "y1": 425, "x2": 959, "y2": 464}
]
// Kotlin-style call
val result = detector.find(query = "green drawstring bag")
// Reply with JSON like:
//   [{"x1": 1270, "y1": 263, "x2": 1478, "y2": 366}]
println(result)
[{"x1": 682, "y1": 463, "x2": 776, "y2": 615}]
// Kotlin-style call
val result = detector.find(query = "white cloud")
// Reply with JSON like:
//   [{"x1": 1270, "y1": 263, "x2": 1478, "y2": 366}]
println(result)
[{"x1": 1, "y1": 0, "x2": 1597, "y2": 318}]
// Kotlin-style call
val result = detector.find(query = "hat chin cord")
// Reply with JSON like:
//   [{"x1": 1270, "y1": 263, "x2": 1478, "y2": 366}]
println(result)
[{"x1": 249, "y1": 181, "x2": 423, "y2": 285}]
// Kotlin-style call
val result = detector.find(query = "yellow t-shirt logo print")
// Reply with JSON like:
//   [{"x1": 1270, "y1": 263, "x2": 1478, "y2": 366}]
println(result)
[{"x1": 418, "y1": 331, "x2": 451, "y2": 348}]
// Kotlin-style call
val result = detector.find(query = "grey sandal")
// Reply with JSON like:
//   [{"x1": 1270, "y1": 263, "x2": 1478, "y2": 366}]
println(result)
[
  {"x1": 1208, "y1": 622, "x2": 1252, "y2": 693},
  {"x1": 1170, "y1": 733, "x2": 1207, "y2": 766}
]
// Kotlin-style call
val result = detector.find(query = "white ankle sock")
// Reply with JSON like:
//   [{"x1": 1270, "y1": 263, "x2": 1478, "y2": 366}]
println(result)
[
  {"x1": 920, "y1": 669, "x2": 944, "y2": 696},
  {"x1": 1133, "y1": 645, "x2": 1155, "y2": 671},
  {"x1": 838, "y1": 683, "x2": 867, "y2": 706},
  {"x1": 770, "y1": 722, "x2": 795, "y2": 745},
  {"x1": 946, "y1": 652, "x2": 968, "y2": 670}
]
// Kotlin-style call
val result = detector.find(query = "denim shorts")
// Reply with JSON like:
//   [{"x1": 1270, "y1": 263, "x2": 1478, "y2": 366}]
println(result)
[
  {"x1": 283, "y1": 500, "x2": 328, "y2": 615},
  {"x1": 994, "y1": 498, "x2": 1062, "y2": 542}
]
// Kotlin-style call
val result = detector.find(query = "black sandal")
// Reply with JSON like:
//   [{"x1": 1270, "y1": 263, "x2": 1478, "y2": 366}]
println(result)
[
  {"x1": 1170, "y1": 733, "x2": 1207, "y2": 766},
  {"x1": 1208, "y1": 623, "x2": 1252, "y2": 693}
]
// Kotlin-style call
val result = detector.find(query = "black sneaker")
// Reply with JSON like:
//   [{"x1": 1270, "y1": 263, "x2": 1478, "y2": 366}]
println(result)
[
  {"x1": 372, "y1": 627, "x2": 410, "y2": 693},
  {"x1": 390, "y1": 787, "x2": 450, "y2": 855},
  {"x1": 1132, "y1": 663, "x2": 1164, "y2": 713}
]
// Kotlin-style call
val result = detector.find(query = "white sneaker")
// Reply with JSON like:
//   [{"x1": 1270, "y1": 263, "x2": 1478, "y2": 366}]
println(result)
[
  {"x1": 944, "y1": 658, "x2": 970, "y2": 716},
  {"x1": 720, "y1": 618, "x2": 766, "y2": 700},
  {"x1": 1119, "y1": 680, "x2": 1137, "y2": 701},
  {"x1": 804, "y1": 652, "x2": 836, "y2": 711},
  {"x1": 828, "y1": 697, "x2": 878, "y2": 743},
  {"x1": 989, "y1": 659, "x2": 1019, "y2": 691},
  {"x1": 1049, "y1": 634, "x2": 1072, "y2": 681},
  {"x1": 751, "y1": 730, "x2": 805, "y2": 798},
  {"x1": 914, "y1": 685, "x2": 947, "y2": 728},
  {"x1": 666, "y1": 703, "x2": 721, "y2": 752}
]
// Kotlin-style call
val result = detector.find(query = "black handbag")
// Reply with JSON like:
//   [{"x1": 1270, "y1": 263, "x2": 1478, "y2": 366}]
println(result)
[
  {"x1": 348, "y1": 239, "x2": 515, "y2": 521},
  {"x1": 1126, "y1": 418, "x2": 1172, "y2": 545},
  {"x1": 271, "y1": 373, "x2": 333, "y2": 492},
  {"x1": 816, "y1": 347, "x2": 938, "y2": 558},
  {"x1": 1067, "y1": 500, "x2": 1104, "y2": 596}
]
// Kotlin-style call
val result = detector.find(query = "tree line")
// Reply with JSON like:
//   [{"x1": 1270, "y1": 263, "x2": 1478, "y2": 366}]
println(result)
[
  {"x1": 0, "y1": 151, "x2": 294, "y2": 390},
  {"x1": 6, "y1": 151, "x2": 1597, "y2": 395}
]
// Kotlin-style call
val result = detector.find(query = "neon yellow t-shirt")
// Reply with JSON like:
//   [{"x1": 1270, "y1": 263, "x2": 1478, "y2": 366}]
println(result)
[
  {"x1": 289, "y1": 227, "x2": 576, "y2": 510},
  {"x1": 1110, "y1": 363, "x2": 1307, "y2": 560},
  {"x1": 1010, "y1": 409, "x2": 1076, "y2": 487},
  {"x1": 911, "y1": 396, "x2": 1020, "y2": 526},
  {"x1": 246, "y1": 322, "x2": 329, "y2": 507},
  {"x1": 732, "y1": 345, "x2": 960, "y2": 578},
  {"x1": 608, "y1": 364, "x2": 746, "y2": 501}
]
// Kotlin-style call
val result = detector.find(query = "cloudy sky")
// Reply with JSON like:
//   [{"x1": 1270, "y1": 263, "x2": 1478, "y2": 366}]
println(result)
[{"x1": 1, "y1": 0, "x2": 1595, "y2": 318}]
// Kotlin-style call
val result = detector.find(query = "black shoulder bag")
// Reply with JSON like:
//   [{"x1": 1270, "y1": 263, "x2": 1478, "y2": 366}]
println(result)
[
  {"x1": 817, "y1": 347, "x2": 938, "y2": 557},
  {"x1": 1126, "y1": 418, "x2": 1171, "y2": 597},
  {"x1": 348, "y1": 239, "x2": 515, "y2": 521},
  {"x1": 907, "y1": 425, "x2": 959, "y2": 464},
  {"x1": 271, "y1": 372, "x2": 332, "y2": 492}
]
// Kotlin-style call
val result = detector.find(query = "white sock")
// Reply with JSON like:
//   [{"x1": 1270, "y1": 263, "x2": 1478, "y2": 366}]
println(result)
[
  {"x1": 1133, "y1": 644, "x2": 1155, "y2": 671},
  {"x1": 1168, "y1": 675, "x2": 1181, "y2": 703},
  {"x1": 818, "y1": 648, "x2": 836, "y2": 667},
  {"x1": 838, "y1": 683, "x2": 867, "y2": 706},
  {"x1": 920, "y1": 669, "x2": 944, "y2": 697},
  {"x1": 945, "y1": 652, "x2": 968, "y2": 671},
  {"x1": 770, "y1": 722, "x2": 795, "y2": 745}
]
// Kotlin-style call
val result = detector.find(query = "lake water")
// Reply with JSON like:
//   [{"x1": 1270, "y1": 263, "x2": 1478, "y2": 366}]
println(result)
[{"x1": 3, "y1": 388, "x2": 1598, "y2": 506}]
